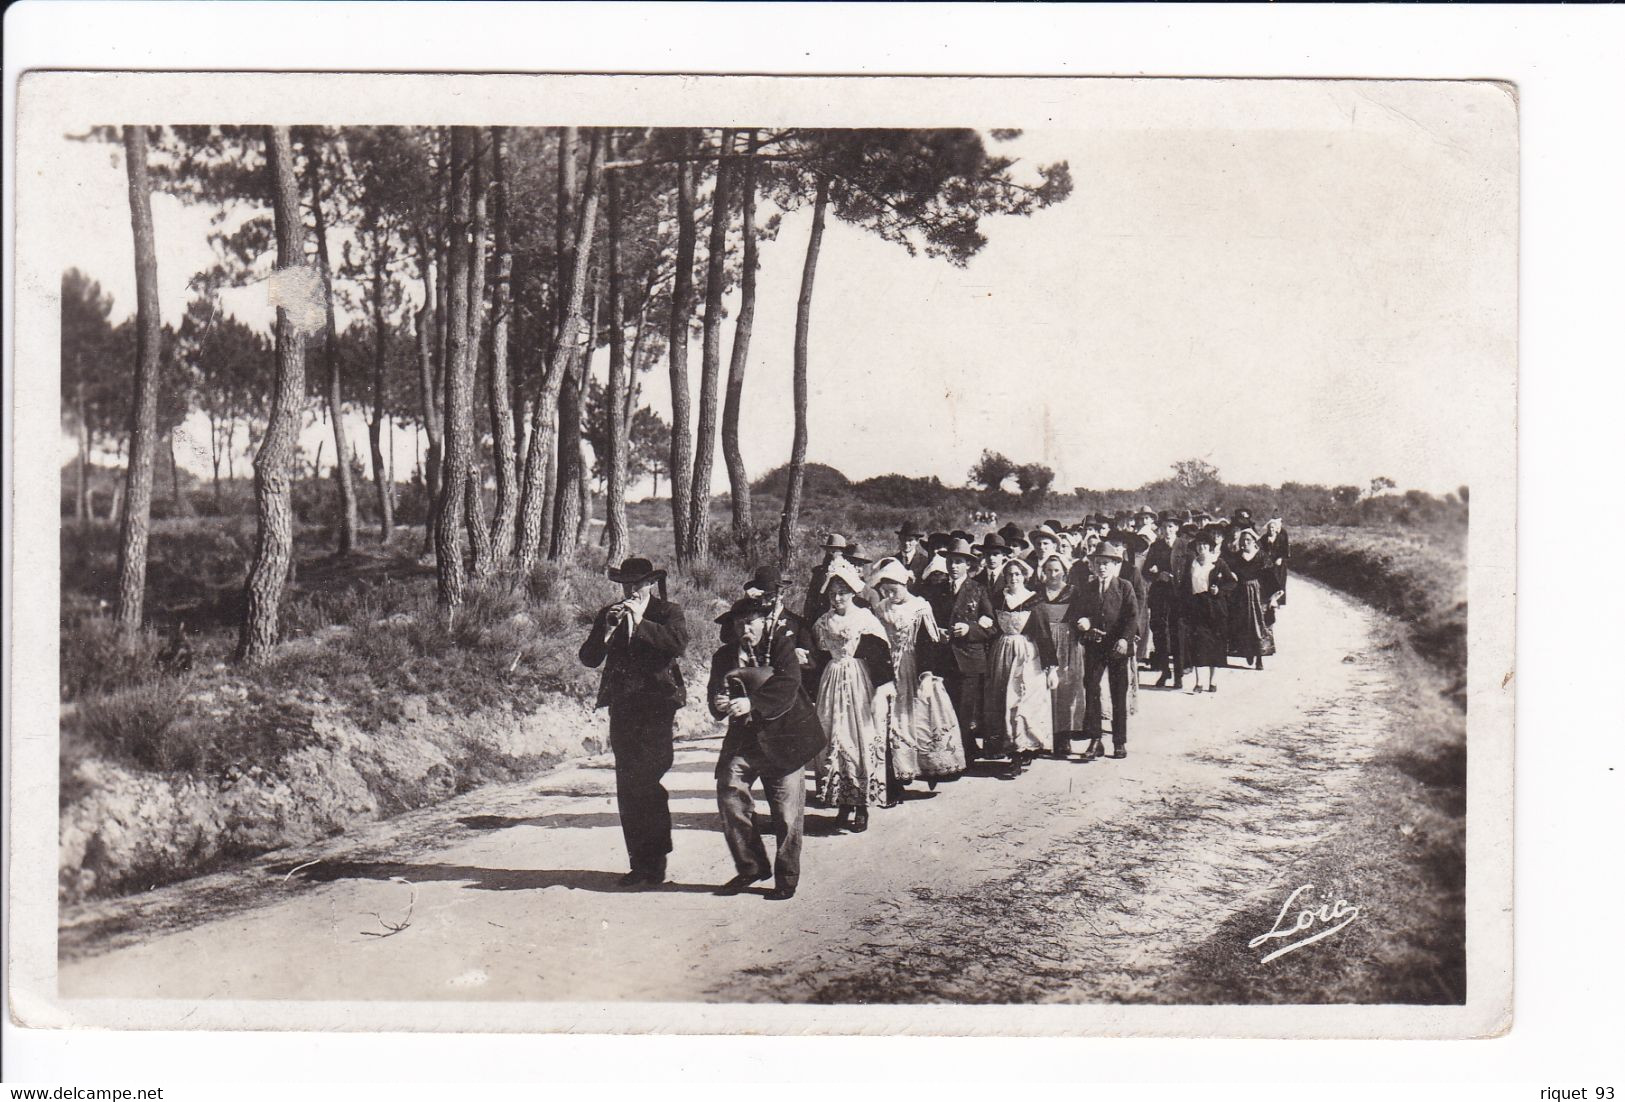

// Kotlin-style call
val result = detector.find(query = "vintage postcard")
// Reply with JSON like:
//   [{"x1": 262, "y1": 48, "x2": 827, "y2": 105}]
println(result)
[{"x1": 7, "y1": 71, "x2": 1515, "y2": 1037}]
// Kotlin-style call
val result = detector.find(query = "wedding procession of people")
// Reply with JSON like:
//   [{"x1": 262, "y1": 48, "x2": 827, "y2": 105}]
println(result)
[{"x1": 580, "y1": 508, "x2": 1290, "y2": 901}]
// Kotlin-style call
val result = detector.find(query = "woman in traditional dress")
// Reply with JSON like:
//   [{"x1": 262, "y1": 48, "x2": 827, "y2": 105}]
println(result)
[
  {"x1": 1227, "y1": 527, "x2": 1283, "y2": 669},
  {"x1": 1259, "y1": 516, "x2": 1291, "y2": 607},
  {"x1": 1033, "y1": 553, "x2": 1088, "y2": 758},
  {"x1": 1178, "y1": 528, "x2": 1237, "y2": 694},
  {"x1": 982, "y1": 558, "x2": 1059, "y2": 778},
  {"x1": 811, "y1": 561, "x2": 895, "y2": 832},
  {"x1": 869, "y1": 559, "x2": 966, "y2": 792}
]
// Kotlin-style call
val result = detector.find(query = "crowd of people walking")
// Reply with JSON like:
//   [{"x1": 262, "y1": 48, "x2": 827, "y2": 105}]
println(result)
[{"x1": 580, "y1": 508, "x2": 1290, "y2": 901}]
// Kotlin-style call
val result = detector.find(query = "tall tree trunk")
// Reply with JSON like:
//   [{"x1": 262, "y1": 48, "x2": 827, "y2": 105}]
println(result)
[
  {"x1": 515, "y1": 128, "x2": 605, "y2": 574},
  {"x1": 167, "y1": 431, "x2": 189, "y2": 515},
  {"x1": 114, "y1": 125, "x2": 162, "y2": 636},
  {"x1": 722, "y1": 129, "x2": 759, "y2": 542},
  {"x1": 464, "y1": 139, "x2": 497, "y2": 583},
  {"x1": 575, "y1": 285, "x2": 599, "y2": 546},
  {"x1": 415, "y1": 241, "x2": 443, "y2": 556},
  {"x1": 666, "y1": 130, "x2": 698, "y2": 563},
  {"x1": 466, "y1": 467, "x2": 494, "y2": 582},
  {"x1": 433, "y1": 126, "x2": 475, "y2": 608},
  {"x1": 552, "y1": 350, "x2": 584, "y2": 557},
  {"x1": 687, "y1": 131, "x2": 734, "y2": 565},
  {"x1": 238, "y1": 126, "x2": 308, "y2": 662},
  {"x1": 368, "y1": 228, "x2": 395, "y2": 543},
  {"x1": 548, "y1": 128, "x2": 584, "y2": 561},
  {"x1": 303, "y1": 130, "x2": 358, "y2": 556},
  {"x1": 208, "y1": 410, "x2": 223, "y2": 509},
  {"x1": 604, "y1": 167, "x2": 630, "y2": 567},
  {"x1": 779, "y1": 175, "x2": 829, "y2": 568},
  {"x1": 75, "y1": 374, "x2": 90, "y2": 522},
  {"x1": 486, "y1": 126, "x2": 519, "y2": 562}
]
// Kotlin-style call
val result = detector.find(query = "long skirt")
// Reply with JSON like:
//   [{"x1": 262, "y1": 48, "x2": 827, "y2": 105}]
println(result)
[
  {"x1": 888, "y1": 641, "x2": 926, "y2": 783},
  {"x1": 1228, "y1": 580, "x2": 1277, "y2": 661},
  {"x1": 814, "y1": 657, "x2": 887, "y2": 809},
  {"x1": 1180, "y1": 597, "x2": 1229, "y2": 669},
  {"x1": 983, "y1": 634, "x2": 1054, "y2": 757},
  {"x1": 910, "y1": 673, "x2": 967, "y2": 778},
  {"x1": 1051, "y1": 635, "x2": 1089, "y2": 735}
]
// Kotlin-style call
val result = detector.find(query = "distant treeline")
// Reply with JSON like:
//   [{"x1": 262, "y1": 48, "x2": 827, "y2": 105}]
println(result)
[{"x1": 745, "y1": 461, "x2": 1468, "y2": 539}]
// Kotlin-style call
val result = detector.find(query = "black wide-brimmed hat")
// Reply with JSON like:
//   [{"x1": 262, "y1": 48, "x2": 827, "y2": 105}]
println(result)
[
  {"x1": 896, "y1": 520, "x2": 927, "y2": 538},
  {"x1": 715, "y1": 596, "x2": 770, "y2": 626},
  {"x1": 607, "y1": 556, "x2": 666, "y2": 586},
  {"x1": 977, "y1": 532, "x2": 1009, "y2": 552},
  {"x1": 927, "y1": 531, "x2": 952, "y2": 551},
  {"x1": 742, "y1": 565, "x2": 787, "y2": 597}
]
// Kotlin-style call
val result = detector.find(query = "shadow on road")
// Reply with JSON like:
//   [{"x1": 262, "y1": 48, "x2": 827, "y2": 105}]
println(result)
[{"x1": 265, "y1": 859, "x2": 722, "y2": 895}]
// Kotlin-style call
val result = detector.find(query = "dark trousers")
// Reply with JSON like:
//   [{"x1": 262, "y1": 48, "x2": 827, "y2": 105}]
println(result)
[
  {"x1": 608, "y1": 702, "x2": 677, "y2": 875},
  {"x1": 1082, "y1": 647, "x2": 1129, "y2": 750},
  {"x1": 942, "y1": 667, "x2": 984, "y2": 762},
  {"x1": 716, "y1": 744, "x2": 806, "y2": 891},
  {"x1": 1149, "y1": 598, "x2": 1180, "y2": 680}
]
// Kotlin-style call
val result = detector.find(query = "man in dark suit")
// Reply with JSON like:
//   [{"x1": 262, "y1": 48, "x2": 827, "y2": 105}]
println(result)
[
  {"x1": 708, "y1": 598, "x2": 824, "y2": 902},
  {"x1": 1067, "y1": 543, "x2": 1140, "y2": 761},
  {"x1": 1143, "y1": 512, "x2": 1185, "y2": 689},
  {"x1": 743, "y1": 565, "x2": 816, "y2": 698},
  {"x1": 895, "y1": 521, "x2": 931, "y2": 584},
  {"x1": 925, "y1": 537, "x2": 995, "y2": 763},
  {"x1": 578, "y1": 557, "x2": 690, "y2": 887}
]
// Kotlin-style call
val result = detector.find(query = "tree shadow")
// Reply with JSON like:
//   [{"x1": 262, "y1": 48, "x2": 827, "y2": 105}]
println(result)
[
  {"x1": 265, "y1": 859, "x2": 721, "y2": 894},
  {"x1": 456, "y1": 810, "x2": 727, "y2": 833}
]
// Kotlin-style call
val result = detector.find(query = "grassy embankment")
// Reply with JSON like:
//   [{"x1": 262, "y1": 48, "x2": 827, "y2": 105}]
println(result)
[{"x1": 1158, "y1": 519, "x2": 1469, "y2": 1003}]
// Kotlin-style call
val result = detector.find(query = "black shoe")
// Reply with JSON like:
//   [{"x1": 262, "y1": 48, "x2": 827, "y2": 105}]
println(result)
[
  {"x1": 1110, "y1": 748, "x2": 1127, "y2": 760},
  {"x1": 717, "y1": 871, "x2": 771, "y2": 895},
  {"x1": 765, "y1": 886, "x2": 797, "y2": 901},
  {"x1": 852, "y1": 809, "x2": 869, "y2": 833},
  {"x1": 618, "y1": 869, "x2": 653, "y2": 888},
  {"x1": 1155, "y1": 673, "x2": 1168, "y2": 688}
]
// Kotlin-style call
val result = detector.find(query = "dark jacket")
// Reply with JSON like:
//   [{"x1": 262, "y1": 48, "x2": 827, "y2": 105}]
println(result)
[
  {"x1": 579, "y1": 597, "x2": 689, "y2": 710},
  {"x1": 924, "y1": 575, "x2": 995, "y2": 674},
  {"x1": 710, "y1": 630, "x2": 829, "y2": 776},
  {"x1": 1066, "y1": 576, "x2": 1140, "y2": 653},
  {"x1": 902, "y1": 547, "x2": 932, "y2": 585},
  {"x1": 1231, "y1": 551, "x2": 1283, "y2": 603},
  {"x1": 1143, "y1": 538, "x2": 1181, "y2": 609},
  {"x1": 1177, "y1": 556, "x2": 1238, "y2": 623}
]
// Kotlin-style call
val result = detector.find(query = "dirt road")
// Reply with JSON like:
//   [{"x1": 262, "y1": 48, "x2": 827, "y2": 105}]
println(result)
[{"x1": 60, "y1": 578, "x2": 1393, "y2": 1004}]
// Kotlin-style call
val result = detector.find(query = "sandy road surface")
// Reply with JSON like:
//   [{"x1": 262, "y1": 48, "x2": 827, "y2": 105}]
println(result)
[{"x1": 60, "y1": 578, "x2": 1390, "y2": 1004}]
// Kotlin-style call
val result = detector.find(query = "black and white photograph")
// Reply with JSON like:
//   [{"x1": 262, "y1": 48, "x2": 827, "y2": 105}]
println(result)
[{"x1": 8, "y1": 70, "x2": 1515, "y2": 1039}]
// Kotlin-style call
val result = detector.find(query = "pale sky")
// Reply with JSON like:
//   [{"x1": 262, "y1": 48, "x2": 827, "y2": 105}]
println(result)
[{"x1": 51, "y1": 83, "x2": 1515, "y2": 496}]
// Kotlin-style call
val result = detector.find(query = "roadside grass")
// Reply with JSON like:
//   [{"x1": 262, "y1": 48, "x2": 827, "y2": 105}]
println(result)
[
  {"x1": 1157, "y1": 625, "x2": 1466, "y2": 1004},
  {"x1": 1290, "y1": 523, "x2": 1467, "y2": 700}
]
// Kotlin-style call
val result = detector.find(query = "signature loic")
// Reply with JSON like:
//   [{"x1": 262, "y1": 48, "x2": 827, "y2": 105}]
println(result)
[{"x1": 1248, "y1": 884, "x2": 1360, "y2": 964}]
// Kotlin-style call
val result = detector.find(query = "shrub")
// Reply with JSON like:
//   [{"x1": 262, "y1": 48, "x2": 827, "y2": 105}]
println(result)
[
  {"x1": 60, "y1": 618, "x2": 166, "y2": 702},
  {"x1": 73, "y1": 678, "x2": 197, "y2": 772}
]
